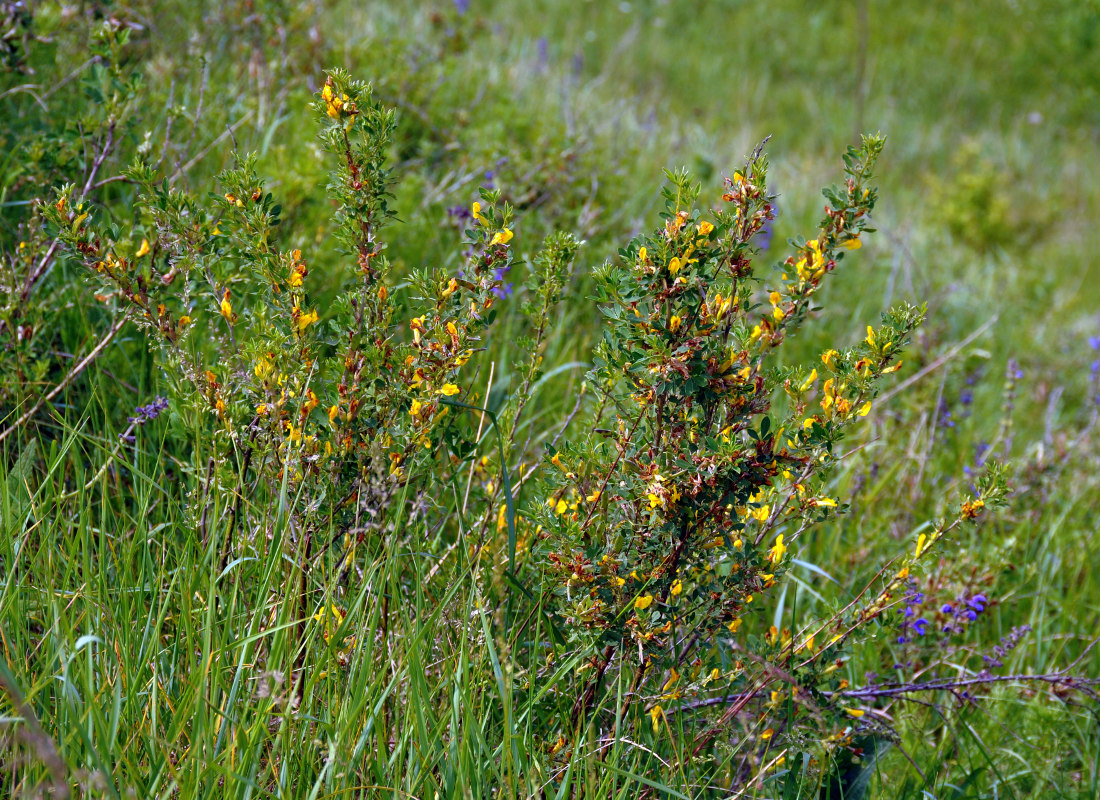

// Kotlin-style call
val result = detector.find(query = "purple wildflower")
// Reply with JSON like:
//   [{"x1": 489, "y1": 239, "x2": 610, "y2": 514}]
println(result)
[
  {"x1": 453, "y1": 0, "x2": 470, "y2": 14},
  {"x1": 447, "y1": 205, "x2": 473, "y2": 225},
  {"x1": 492, "y1": 265, "x2": 513, "y2": 299},
  {"x1": 537, "y1": 37, "x2": 549, "y2": 70},
  {"x1": 966, "y1": 594, "x2": 988, "y2": 613},
  {"x1": 937, "y1": 399, "x2": 955, "y2": 429},
  {"x1": 129, "y1": 396, "x2": 168, "y2": 425}
]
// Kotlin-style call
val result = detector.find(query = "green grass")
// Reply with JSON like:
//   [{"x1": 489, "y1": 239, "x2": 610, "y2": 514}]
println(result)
[{"x1": 2, "y1": 1, "x2": 1100, "y2": 797}]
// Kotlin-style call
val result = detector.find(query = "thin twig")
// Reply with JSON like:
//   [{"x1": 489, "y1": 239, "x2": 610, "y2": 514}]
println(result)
[
  {"x1": 0, "y1": 311, "x2": 131, "y2": 446},
  {"x1": 877, "y1": 315, "x2": 998, "y2": 406}
]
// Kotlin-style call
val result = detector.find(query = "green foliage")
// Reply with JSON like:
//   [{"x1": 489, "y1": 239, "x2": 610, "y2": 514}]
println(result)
[
  {"x1": 1, "y1": 3, "x2": 1098, "y2": 799},
  {"x1": 925, "y1": 142, "x2": 1051, "y2": 252}
]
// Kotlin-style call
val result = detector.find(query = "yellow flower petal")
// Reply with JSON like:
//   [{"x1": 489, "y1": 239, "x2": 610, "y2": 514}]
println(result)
[{"x1": 297, "y1": 308, "x2": 319, "y2": 334}]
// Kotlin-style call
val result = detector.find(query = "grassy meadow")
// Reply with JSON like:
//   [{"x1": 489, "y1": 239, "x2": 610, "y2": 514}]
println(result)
[{"x1": 2, "y1": 1, "x2": 1099, "y2": 797}]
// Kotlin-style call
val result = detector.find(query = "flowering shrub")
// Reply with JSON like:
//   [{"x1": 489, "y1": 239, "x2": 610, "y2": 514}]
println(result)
[{"x1": 524, "y1": 139, "x2": 1013, "y2": 782}]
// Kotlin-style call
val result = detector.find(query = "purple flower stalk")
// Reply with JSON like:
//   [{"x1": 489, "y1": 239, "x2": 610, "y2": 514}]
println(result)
[{"x1": 129, "y1": 396, "x2": 168, "y2": 425}]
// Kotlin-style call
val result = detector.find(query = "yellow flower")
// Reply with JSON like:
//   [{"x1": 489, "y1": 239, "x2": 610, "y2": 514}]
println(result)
[
  {"x1": 135, "y1": 238, "x2": 151, "y2": 258},
  {"x1": 711, "y1": 292, "x2": 732, "y2": 319},
  {"x1": 669, "y1": 315, "x2": 682, "y2": 333},
  {"x1": 914, "y1": 533, "x2": 928, "y2": 557},
  {"x1": 865, "y1": 326, "x2": 876, "y2": 347},
  {"x1": 177, "y1": 315, "x2": 191, "y2": 329},
  {"x1": 472, "y1": 201, "x2": 484, "y2": 224},
  {"x1": 799, "y1": 369, "x2": 818, "y2": 392},
  {"x1": 634, "y1": 594, "x2": 654, "y2": 610},
  {"x1": 697, "y1": 220, "x2": 715, "y2": 236},
  {"x1": 842, "y1": 236, "x2": 862, "y2": 250},
  {"x1": 220, "y1": 290, "x2": 233, "y2": 323},
  {"x1": 961, "y1": 497, "x2": 985, "y2": 518},
  {"x1": 670, "y1": 579, "x2": 683, "y2": 596},
  {"x1": 768, "y1": 534, "x2": 787, "y2": 564},
  {"x1": 438, "y1": 383, "x2": 460, "y2": 396},
  {"x1": 303, "y1": 389, "x2": 320, "y2": 413},
  {"x1": 844, "y1": 708, "x2": 865, "y2": 718},
  {"x1": 649, "y1": 704, "x2": 663, "y2": 733},
  {"x1": 442, "y1": 277, "x2": 458, "y2": 298},
  {"x1": 727, "y1": 618, "x2": 742, "y2": 633},
  {"x1": 297, "y1": 308, "x2": 319, "y2": 334},
  {"x1": 410, "y1": 398, "x2": 423, "y2": 417},
  {"x1": 322, "y1": 84, "x2": 349, "y2": 118},
  {"x1": 612, "y1": 575, "x2": 626, "y2": 587},
  {"x1": 256, "y1": 403, "x2": 268, "y2": 416},
  {"x1": 662, "y1": 667, "x2": 680, "y2": 695},
  {"x1": 638, "y1": 246, "x2": 648, "y2": 263},
  {"x1": 668, "y1": 257, "x2": 683, "y2": 275},
  {"x1": 857, "y1": 400, "x2": 872, "y2": 417},
  {"x1": 751, "y1": 504, "x2": 770, "y2": 522},
  {"x1": 821, "y1": 349, "x2": 839, "y2": 366},
  {"x1": 491, "y1": 228, "x2": 514, "y2": 245},
  {"x1": 585, "y1": 489, "x2": 601, "y2": 503}
]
